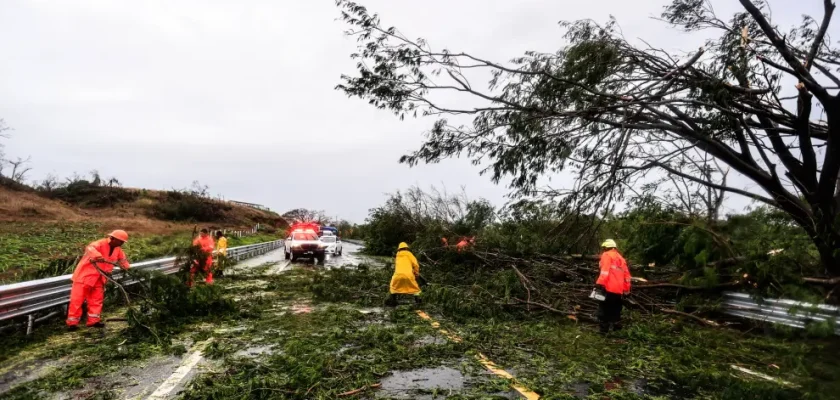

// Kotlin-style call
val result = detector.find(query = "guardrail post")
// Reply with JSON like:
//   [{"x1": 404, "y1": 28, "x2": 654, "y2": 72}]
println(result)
[{"x1": 26, "y1": 314, "x2": 34, "y2": 335}]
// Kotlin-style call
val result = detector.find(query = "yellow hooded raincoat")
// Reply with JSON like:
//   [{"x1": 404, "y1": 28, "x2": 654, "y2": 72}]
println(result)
[{"x1": 390, "y1": 242, "x2": 421, "y2": 295}]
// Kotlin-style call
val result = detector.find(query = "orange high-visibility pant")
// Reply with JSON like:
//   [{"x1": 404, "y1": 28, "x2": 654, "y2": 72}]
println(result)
[
  {"x1": 189, "y1": 256, "x2": 214, "y2": 286},
  {"x1": 66, "y1": 278, "x2": 105, "y2": 326}
]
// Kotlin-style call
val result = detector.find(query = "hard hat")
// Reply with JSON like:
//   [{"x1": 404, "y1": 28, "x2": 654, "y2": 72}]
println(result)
[
  {"x1": 108, "y1": 230, "x2": 129, "y2": 242},
  {"x1": 601, "y1": 239, "x2": 617, "y2": 248},
  {"x1": 398, "y1": 242, "x2": 409, "y2": 250}
]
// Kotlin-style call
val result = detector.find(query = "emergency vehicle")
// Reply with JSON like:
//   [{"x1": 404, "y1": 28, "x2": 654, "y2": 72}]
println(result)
[{"x1": 285, "y1": 223, "x2": 327, "y2": 264}]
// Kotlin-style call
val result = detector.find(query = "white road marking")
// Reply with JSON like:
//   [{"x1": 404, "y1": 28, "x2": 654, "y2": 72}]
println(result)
[{"x1": 146, "y1": 338, "x2": 213, "y2": 400}]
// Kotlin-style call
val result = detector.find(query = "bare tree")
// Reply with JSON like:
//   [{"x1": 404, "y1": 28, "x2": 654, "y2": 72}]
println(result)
[
  {"x1": 282, "y1": 208, "x2": 329, "y2": 224},
  {"x1": 335, "y1": 0, "x2": 840, "y2": 276},
  {"x1": 7, "y1": 156, "x2": 32, "y2": 183},
  {"x1": 36, "y1": 173, "x2": 61, "y2": 192}
]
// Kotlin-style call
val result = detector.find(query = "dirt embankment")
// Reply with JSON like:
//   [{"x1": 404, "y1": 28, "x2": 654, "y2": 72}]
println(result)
[{"x1": 0, "y1": 182, "x2": 284, "y2": 236}]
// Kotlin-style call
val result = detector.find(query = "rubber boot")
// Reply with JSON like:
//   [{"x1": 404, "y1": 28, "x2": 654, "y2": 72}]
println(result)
[
  {"x1": 599, "y1": 321, "x2": 611, "y2": 335},
  {"x1": 385, "y1": 294, "x2": 398, "y2": 307}
]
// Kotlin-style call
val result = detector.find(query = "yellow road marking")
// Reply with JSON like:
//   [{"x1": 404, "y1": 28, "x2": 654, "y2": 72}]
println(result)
[
  {"x1": 414, "y1": 310, "x2": 540, "y2": 399},
  {"x1": 476, "y1": 353, "x2": 540, "y2": 399}
]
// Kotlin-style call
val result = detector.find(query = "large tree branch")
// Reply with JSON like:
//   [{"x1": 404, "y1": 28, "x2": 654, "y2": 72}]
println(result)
[
  {"x1": 631, "y1": 161, "x2": 778, "y2": 205},
  {"x1": 805, "y1": 0, "x2": 836, "y2": 72},
  {"x1": 796, "y1": 86, "x2": 819, "y2": 191},
  {"x1": 738, "y1": 0, "x2": 830, "y2": 100}
]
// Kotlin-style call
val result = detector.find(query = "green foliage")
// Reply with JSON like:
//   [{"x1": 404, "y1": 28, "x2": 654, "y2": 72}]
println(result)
[
  {"x1": 3, "y1": 261, "x2": 839, "y2": 399},
  {"x1": 335, "y1": 0, "x2": 840, "y2": 277},
  {"x1": 310, "y1": 264, "x2": 389, "y2": 305},
  {"x1": 132, "y1": 272, "x2": 235, "y2": 325},
  {"x1": 361, "y1": 186, "x2": 495, "y2": 256},
  {"x1": 303, "y1": 265, "x2": 840, "y2": 398}
]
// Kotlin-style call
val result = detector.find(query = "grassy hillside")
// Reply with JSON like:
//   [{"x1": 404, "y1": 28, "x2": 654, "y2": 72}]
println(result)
[{"x1": 0, "y1": 181, "x2": 285, "y2": 283}]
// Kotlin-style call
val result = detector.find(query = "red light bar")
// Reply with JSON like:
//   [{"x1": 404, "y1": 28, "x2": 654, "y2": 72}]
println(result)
[{"x1": 288, "y1": 222, "x2": 321, "y2": 235}]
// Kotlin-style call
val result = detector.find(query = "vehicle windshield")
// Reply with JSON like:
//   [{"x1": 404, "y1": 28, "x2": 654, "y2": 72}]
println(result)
[
  {"x1": 293, "y1": 233, "x2": 318, "y2": 241},
  {"x1": 320, "y1": 236, "x2": 336, "y2": 243}
]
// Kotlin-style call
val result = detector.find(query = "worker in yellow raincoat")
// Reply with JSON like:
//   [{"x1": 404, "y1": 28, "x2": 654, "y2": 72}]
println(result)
[{"x1": 385, "y1": 242, "x2": 421, "y2": 307}]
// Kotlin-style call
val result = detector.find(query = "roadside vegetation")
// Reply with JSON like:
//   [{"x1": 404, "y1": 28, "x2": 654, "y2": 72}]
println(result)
[{"x1": 0, "y1": 172, "x2": 285, "y2": 283}]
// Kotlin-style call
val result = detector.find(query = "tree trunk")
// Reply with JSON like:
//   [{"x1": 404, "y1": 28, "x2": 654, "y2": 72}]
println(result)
[
  {"x1": 815, "y1": 241, "x2": 840, "y2": 277},
  {"x1": 814, "y1": 217, "x2": 840, "y2": 277}
]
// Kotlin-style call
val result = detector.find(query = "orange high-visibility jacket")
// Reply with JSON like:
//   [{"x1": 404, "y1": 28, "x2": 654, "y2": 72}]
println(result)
[
  {"x1": 596, "y1": 249, "x2": 631, "y2": 295},
  {"x1": 193, "y1": 235, "x2": 215, "y2": 254},
  {"x1": 71, "y1": 238, "x2": 130, "y2": 285}
]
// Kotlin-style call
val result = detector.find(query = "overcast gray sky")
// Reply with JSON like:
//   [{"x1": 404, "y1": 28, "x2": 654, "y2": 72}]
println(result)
[{"x1": 0, "y1": 0, "x2": 828, "y2": 222}]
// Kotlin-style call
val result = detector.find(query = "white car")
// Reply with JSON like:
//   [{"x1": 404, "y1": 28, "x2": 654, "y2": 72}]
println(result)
[
  {"x1": 285, "y1": 230, "x2": 327, "y2": 263},
  {"x1": 319, "y1": 234, "x2": 343, "y2": 256}
]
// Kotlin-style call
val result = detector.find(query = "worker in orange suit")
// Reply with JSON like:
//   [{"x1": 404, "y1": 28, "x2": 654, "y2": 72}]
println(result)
[
  {"x1": 66, "y1": 230, "x2": 130, "y2": 330},
  {"x1": 456, "y1": 237, "x2": 469, "y2": 252},
  {"x1": 189, "y1": 228, "x2": 216, "y2": 286},
  {"x1": 595, "y1": 239, "x2": 631, "y2": 333}
]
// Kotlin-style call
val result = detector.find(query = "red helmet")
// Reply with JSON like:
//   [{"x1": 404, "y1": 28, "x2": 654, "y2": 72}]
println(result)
[{"x1": 108, "y1": 230, "x2": 129, "y2": 242}]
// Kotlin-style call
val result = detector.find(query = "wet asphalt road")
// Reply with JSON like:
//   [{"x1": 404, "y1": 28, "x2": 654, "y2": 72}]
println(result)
[{"x1": 231, "y1": 241, "x2": 376, "y2": 273}]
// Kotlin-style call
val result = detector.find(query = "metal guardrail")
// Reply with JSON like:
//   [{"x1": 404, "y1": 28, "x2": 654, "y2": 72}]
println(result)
[
  {"x1": 722, "y1": 291, "x2": 840, "y2": 335},
  {"x1": 0, "y1": 240, "x2": 284, "y2": 323}
]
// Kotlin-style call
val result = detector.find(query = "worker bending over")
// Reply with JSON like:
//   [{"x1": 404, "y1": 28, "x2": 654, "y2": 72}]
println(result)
[
  {"x1": 385, "y1": 242, "x2": 422, "y2": 306},
  {"x1": 190, "y1": 228, "x2": 216, "y2": 286},
  {"x1": 66, "y1": 230, "x2": 131, "y2": 330},
  {"x1": 595, "y1": 239, "x2": 631, "y2": 333}
]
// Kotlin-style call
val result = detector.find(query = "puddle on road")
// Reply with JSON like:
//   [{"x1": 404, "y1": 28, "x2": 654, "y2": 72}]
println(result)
[
  {"x1": 226, "y1": 279, "x2": 270, "y2": 291},
  {"x1": 106, "y1": 354, "x2": 182, "y2": 399},
  {"x1": 234, "y1": 345, "x2": 275, "y2": 358},
  {"x1": 231, "y1": 249, "x2": 287, "y2": 271},
  {"x1": 0, "y1": 358, "x2": 63, "y2": 395},
  {"x1": 565, "y1": 377, "x2": 648, "y2": 398},
  {"x1": 377, "y1": 366, "x2": 466, "y2": 399},
  {"x1": 567, "y1": 382, "x2": 591, "y2": 398},
  {"x1": 215, "y1": 325, "x2": 248, "y2": 334},
  {"x1": 627, "y1": 378, "x2": 647, "y2": 395},
  {"x1": 412, "y1": 335, "x2": 448, "y2": 347}
]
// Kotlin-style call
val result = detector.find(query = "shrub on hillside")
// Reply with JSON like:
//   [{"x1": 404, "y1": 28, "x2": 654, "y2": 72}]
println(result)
[
  {"x1": 0, "y1": 176, "x2": 34, "y2": 192},
  {"x1": 152, "y1": 189, "x2": 231, "y2": 222},
  {"x1": 42, "y1": 179, "x2": 138, "y2": 208},
  {"x1": 37, "y1": 171, "x2": 138, "y2": 208}
]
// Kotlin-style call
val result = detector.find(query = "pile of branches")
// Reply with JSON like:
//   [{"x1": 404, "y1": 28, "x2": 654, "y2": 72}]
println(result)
[
  {"x1": 103, "y1": 243, "x2": 236, "y2": 344},
  {"x1": 417, "y1": 247, "x2": 746, "y2": 326}
]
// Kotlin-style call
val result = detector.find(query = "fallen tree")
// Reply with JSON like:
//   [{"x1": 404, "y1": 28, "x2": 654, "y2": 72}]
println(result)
[{"x1": 336, "y1": 0, "x2": 840, "y2": 278}]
